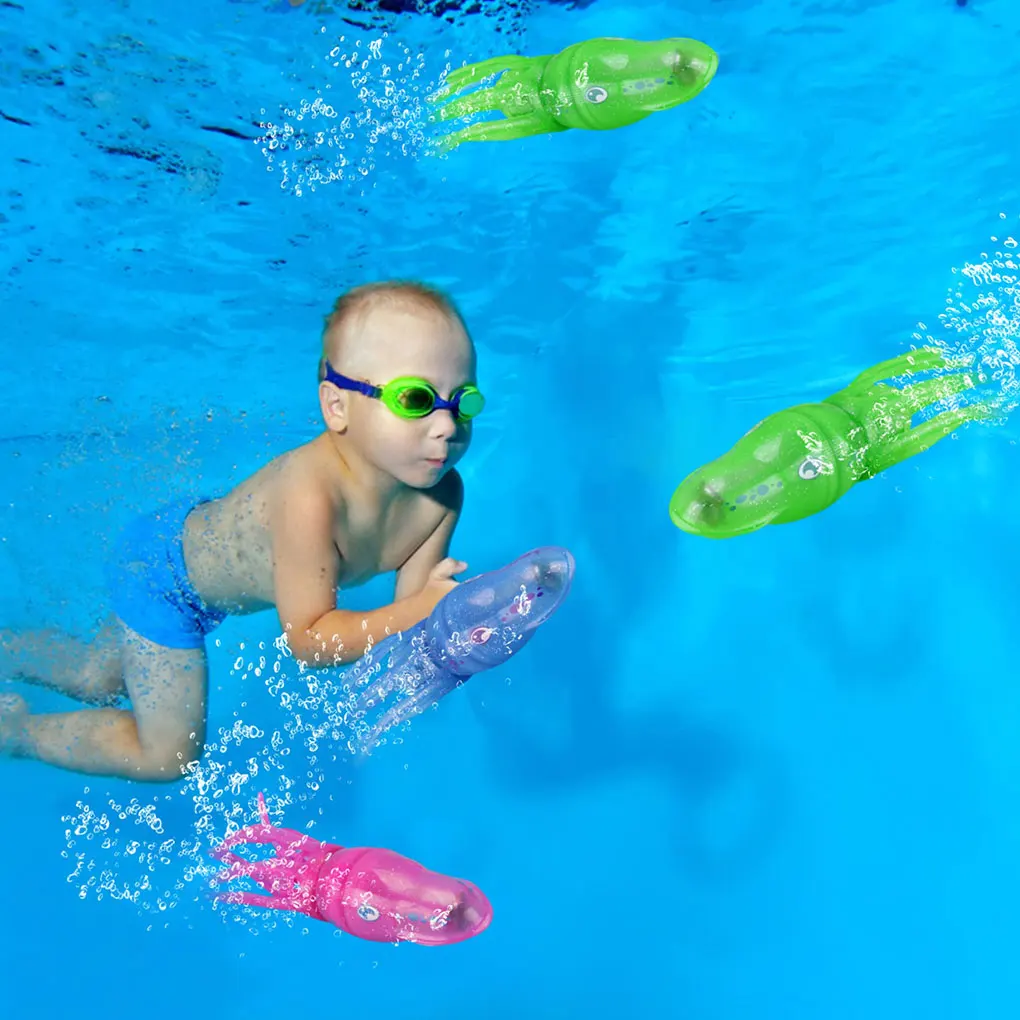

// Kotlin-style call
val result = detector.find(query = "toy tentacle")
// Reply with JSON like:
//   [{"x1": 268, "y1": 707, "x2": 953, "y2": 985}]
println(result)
[
  {"x1": 211, "y1": 822, "x2": 278, "y2": 860},
  {"x1": 214, "y1": 888, "x2": 305, "y2": 913},
  {"x1": 897, "y1": 369, "x2": 980, "y2": 413},
  {"x1": 432, "y1": 55, "x2": 537, "y2": 99},
  {"x1": 867, "y1": 403, "x2": 993, "y2": 474},
  {"x1": 213, "y1": 821, "x2": 314, "y2": 859},
  {"x1": 850, "y1": 347, "x2": 949, "y2": 389},
  {"x1": 357, "y1": 673, "x2": 462, "y2": 755},
  {"x1": 212, "y1": 793, "x2": 319, "y2": 862},
  {"x1": 434, "y1": 112, "x2": 561, "y2": 153},
  {"x1": 432, "y1": 85, "x2": 508, "y2": 124},
  {"x1": 210, "y1": 851, "x2": 258, "y2": 873},
  {"x1": 212, "y1": 853, "x2": 320, "y2": 916},
  {"x1": 211, "y1": 855, "x2": 296, "y2": 889}
]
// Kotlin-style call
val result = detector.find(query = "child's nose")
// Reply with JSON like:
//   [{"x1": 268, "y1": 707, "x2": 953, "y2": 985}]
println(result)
[{"x1": 429, "y1": 409, "x2": 458, "y2": 438}]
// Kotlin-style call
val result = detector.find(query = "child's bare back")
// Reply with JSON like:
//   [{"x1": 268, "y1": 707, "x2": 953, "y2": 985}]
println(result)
[
  {"x1": 185, "y1": 433, "x2": 462, "y2": 642},
  {"x1": 0, "y1": 281, "x2": 483, "y2": 782}
]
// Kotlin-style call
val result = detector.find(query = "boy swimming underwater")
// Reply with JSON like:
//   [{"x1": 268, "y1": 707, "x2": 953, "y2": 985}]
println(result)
[{"x1": 0, "y1": 281, "x2": 483, "y2": 782}]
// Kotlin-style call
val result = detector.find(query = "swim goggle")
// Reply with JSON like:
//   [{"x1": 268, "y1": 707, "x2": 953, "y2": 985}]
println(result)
[{"x1": 322, "y1": 361, "x2": 485, "y2": 423}]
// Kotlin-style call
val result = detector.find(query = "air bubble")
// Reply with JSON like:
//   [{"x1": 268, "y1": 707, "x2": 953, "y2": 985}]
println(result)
[
  {"x1": 930, "y1": 233, "x2": 1020, "y2": 417},
  {"x1": 256, "y1": 34, "x2": 436, "y2": 196}
]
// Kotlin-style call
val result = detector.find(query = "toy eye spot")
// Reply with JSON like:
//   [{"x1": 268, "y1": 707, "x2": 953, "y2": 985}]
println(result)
[
  {"x1": 357, "y1": 903, "x2": 380, "y2": 922},
  {"x1": 798, "y1": 457, "x2": 824, "y2": 480},
  {"x1": 584, "y1": 85, "x2": 608, "y2": 104}
]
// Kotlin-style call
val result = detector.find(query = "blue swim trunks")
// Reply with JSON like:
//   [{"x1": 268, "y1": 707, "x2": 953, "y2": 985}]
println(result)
[{"x1": 105, "y1": 497, "x2": 227, "y2": 650}]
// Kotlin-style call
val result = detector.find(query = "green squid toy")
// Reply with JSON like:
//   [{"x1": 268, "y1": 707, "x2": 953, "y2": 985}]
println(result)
[
  {"x1": 669, "y1": 348, "x2": 992, "y2": 539},
  {"x1": 429, "y1": 36, "x2": 719, "y2": 151}
]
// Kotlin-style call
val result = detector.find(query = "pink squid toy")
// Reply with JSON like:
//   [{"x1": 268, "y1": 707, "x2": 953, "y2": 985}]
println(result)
[{"x1": 211, "y1": 792, "x2": 493, "y2": 946}]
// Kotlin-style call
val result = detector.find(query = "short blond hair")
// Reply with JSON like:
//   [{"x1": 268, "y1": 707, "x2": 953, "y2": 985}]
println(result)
[{"x1": 318, "y1": 281, "x2": 466, "y2": 381}]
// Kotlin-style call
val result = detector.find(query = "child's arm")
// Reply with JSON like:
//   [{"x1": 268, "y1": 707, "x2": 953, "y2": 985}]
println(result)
[
  {"x1": 394, "y1": 469, "x2": 464, "y2": 601},
  {"x1": 270, "y1": 485, "x2": 454, "y2": 667}
]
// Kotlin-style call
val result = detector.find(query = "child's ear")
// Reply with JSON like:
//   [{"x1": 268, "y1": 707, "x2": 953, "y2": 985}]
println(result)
[{"x1": 319, "y1": 382, "x2": 349, "y2": 433}]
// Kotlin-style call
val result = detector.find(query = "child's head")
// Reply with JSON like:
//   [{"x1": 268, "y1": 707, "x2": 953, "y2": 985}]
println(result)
[{"x1": 318, "y1": 281, "x2": 479, "y2": 490}]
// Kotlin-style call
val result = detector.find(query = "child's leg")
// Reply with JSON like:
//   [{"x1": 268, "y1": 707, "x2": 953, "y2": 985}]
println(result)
[
  {"x1": 3, "y1": 621, "x2": 208, "y2": 782},
  {"x1": 0, "y1": 618, "x2": 124, "y2": 704}
]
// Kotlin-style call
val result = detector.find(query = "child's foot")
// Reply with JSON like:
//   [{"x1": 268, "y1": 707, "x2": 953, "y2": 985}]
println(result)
[{"x1": 0, "y1": 693, "x2": 27, "y2": 755}]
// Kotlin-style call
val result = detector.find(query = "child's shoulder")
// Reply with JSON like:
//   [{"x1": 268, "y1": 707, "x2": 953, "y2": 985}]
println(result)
[
  {"x1": 255, "y1": 437, "x2": 342, "y2": 517},
  {"x1": 272, "y1": 435, "x2": 340, "y2": 484}
]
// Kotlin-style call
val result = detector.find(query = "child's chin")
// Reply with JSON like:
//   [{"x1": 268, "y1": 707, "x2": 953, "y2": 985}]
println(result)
[{"x1": 401, "y1": 463, "x2": 446, "y2": 489}]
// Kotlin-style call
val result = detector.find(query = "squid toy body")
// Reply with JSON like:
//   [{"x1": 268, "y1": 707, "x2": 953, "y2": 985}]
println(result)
[
  {"x1": 431, "y1": 36, "x2": 718, "y2": 151},
  {"x1": 669, "y1": 349, "x2": 991, "y2": 538}
]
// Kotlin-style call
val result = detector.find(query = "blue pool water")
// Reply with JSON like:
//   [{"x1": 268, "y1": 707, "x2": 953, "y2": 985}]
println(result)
[{"x1": 3, "y1": 0, "x2": 1020, "y2": 1016}]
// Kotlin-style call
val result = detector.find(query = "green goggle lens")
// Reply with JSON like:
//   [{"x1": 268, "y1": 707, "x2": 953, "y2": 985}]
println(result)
[
  {"x1": 454, "y1": 387, "x2": 485, "y2": 419},
  {"x1": 395, "y1": 386, "x2": 436, "y2": 414}
]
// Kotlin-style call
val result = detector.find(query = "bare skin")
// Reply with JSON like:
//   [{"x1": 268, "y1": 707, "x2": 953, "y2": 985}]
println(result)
[{"x1": 0, "y1": 297, "x2": 477, "y2": 782}]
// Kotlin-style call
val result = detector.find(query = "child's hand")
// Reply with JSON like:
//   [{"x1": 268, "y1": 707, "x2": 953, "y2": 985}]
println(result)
[{"x1": 420, "y1": 557, "x2": 467, "y2": 609}]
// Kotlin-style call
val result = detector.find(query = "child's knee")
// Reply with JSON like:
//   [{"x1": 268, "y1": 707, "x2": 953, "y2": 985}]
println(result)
[
  {"x1": 134, "y1": 734, "x2": 204, "y2": 782},
  {"x1": 80, "y1": 666, "x2": 126, "y2": 703},
  {"x1": 133, "y1": 751, "x2": 202, "y2": 782}
]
